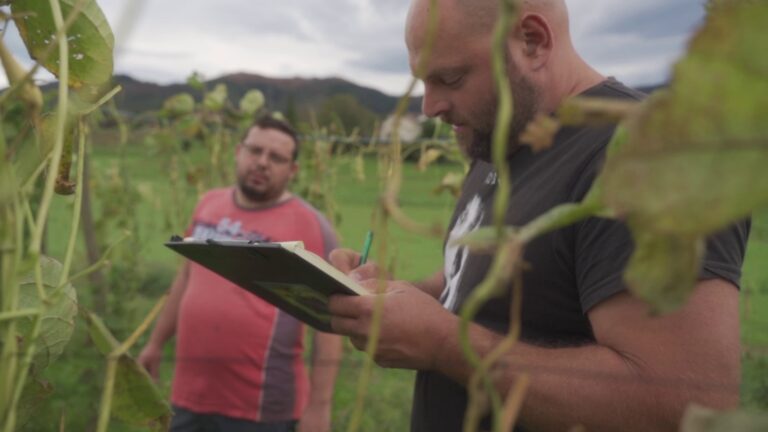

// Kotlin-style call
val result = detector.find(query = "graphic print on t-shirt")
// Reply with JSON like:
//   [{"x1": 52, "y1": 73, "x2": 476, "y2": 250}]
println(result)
[
  {"x1": 190, "y1": 217, "x2": 270, "y2": 242},
  {"x1": 441, "y1": 194, "x2": 485, "y2": 312}
]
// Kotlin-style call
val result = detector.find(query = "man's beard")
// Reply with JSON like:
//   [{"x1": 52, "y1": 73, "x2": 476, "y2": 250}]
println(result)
[
  {"x1": 468, "y1": 74, "x2": 539, "y2": 162},
  {"x1": 237, "y1": 176, "x2": 275, "y2": 203}
]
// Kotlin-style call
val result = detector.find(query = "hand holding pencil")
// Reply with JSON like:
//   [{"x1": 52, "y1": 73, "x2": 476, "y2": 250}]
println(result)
[{"x1": 329, "y1": 230, "x2": 390, "y2": 284}]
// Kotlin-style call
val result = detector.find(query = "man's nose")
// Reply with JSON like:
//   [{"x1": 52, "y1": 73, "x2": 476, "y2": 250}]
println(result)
[
  {"x1": 254, "y1": 152, "x2": 270, "y2": 167},
  {"x1": 421, "y1": 85, "x2": 450, "y2": 119}
]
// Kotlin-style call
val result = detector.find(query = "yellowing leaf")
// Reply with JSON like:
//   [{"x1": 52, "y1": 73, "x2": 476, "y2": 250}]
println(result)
[
  {"x1": 520, "y1": 114, "x2": 560, "y2": 153},
  {"x1": 433, "y1": 171, "x2": 465, "y2": 198},
  {"x1": 581, "y1": 1, "x2": 768, "y2": 312},
  {"x1": 354, "y1": 152, "x2": 366, "y2": 181},
  {"x1": 418, "y1": 148, "x2": 443, "y2": 171},
  {"x1": 623, "y1": 227, "x2": 704, "y2": 314},
  {"x1": 599, "y1": 1, "x2": 768, "y2": 236}
]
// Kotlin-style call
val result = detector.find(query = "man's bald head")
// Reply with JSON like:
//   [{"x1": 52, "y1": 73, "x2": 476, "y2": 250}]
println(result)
[
  {"x1": 405, "y1": 0, "x2": 603, "y2": 157},
  {"x1": 409, "y1": 0, "x2": 568, "y2": 34}
]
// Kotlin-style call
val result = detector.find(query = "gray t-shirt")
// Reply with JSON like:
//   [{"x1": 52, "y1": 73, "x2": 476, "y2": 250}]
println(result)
[{"x1": 410, "y1": 79, "x2": 750, "y2": 431}]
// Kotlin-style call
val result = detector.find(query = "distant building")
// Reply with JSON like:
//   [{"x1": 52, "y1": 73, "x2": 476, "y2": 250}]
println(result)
[{"x1": 379, "y1": 113, "x2": 424, "y2": 143}]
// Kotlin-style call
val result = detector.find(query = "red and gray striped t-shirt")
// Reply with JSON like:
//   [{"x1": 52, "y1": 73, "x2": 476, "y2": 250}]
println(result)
[{"x1": 172, "y1": 187, "x2": 338, "y2": 422}]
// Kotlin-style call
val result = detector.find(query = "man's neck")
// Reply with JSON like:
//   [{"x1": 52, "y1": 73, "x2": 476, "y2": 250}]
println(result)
[
  {"x1": 234, "y1": 188, "x2": 292, "y2": 209},
  {"x1": 543, "y1": 52, "x2": 605, "y2": 113}
]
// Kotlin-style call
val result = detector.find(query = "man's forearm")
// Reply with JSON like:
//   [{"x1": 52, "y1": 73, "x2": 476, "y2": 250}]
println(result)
[
  {"x1": 436, "y1": 321, "x2": 671, "y2": 431},
  {"x1": 431, "y1": 302, "x2": 738, "y2": 432},
  {"x1": 147, "y1": 262, "x2": 190, "y2": 347},
  {"x1": 413, "y1": 269, "x2": 445, "y2": 299}
]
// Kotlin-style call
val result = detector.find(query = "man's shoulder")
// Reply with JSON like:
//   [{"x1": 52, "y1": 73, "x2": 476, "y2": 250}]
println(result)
[
  {"x1": 197, "y1": 187, "x2": 235, "y2": 209},
  {"x1": 288, "y1": 197, "x2": 335, "y2": 230},
  {"x1": 583, "y1": 78, "x2": 646, "y2": 101}
]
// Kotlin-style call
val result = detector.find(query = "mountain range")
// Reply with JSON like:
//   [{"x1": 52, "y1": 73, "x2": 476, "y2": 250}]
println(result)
[
  {"x1": 107, "y1": 73, "x2": 422, "y2": 117},
  {"x1": 38, "y1": 73, "x2": 662, "y2": 120}
]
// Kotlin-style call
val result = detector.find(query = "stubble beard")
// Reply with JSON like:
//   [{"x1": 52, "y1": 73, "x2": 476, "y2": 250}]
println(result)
[
  {"x1": 468, "y1": 74, "x2": 540, "y2": 162},
  {"x1": 236, "y1": 173, "x2": 279, "y2": 204}
]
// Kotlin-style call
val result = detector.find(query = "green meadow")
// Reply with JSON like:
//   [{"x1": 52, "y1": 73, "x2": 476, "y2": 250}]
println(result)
[{"x1": 32, "y1": 141, "x2": 768, "y2": 431}]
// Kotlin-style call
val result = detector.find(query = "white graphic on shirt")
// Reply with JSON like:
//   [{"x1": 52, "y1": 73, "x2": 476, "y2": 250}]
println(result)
[
  {"x1": 190, "y1": 217, "x2": 269, "y2": 242},
  {"x1": 441, "y1": 195, "x2": 485, "y2": 312}
]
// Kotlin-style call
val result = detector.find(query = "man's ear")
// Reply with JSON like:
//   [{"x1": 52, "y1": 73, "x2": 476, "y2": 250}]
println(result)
[
  {"x1": 289, "y1": 162, "x2": 299, "y2": 180},
  {"x1": 517, "y1": 13, "x2": 553, "y2": 70}
]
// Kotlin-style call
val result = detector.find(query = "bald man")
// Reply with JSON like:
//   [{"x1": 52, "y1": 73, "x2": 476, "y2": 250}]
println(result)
[{"x1": 328, "y1": 1, "x2": 749, "y2": 431}]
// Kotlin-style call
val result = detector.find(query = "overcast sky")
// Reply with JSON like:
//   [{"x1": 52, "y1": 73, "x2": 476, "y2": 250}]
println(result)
[{"x1": 2, "y1": 0, "x2": 708, "y2": 96}]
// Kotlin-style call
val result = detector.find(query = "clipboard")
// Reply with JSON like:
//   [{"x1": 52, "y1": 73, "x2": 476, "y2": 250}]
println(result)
[{"x1": 165, "y1": 236, "x2": 367, "y2": 332}]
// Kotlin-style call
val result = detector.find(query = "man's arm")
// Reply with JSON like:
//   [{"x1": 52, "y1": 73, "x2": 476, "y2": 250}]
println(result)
[
  {"x1": 299, "y1": 331, "x2": 343, "y2": 432},
  {"x1": 413, "y1": 269, "x2": 445, "y2": 299},
  {"x1": 329, "y1": 278, "x2": 740, "y2": 432},
  {"x1": 138, "y1": 261, "x2": 191, "y2": 379}
]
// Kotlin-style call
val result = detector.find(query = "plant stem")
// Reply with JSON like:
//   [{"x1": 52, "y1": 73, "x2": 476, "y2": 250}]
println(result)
[
  {"x1": 460, "y1": 1, "x2": 517, "y2": 431},
  {"x1": 58, "y1": 120, "x2": 86, "y2": 289},
  {"x1": 94, "y1": 356, "x2": 118, "y2": 432},
  {"x1": 4, "y1": 1, "x2": 70, "y2": 429}
]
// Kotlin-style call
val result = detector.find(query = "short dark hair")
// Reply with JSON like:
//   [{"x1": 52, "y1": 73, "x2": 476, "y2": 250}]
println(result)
[{"x1": 244, "y1": 114, "x2": 300, "y2": 161}]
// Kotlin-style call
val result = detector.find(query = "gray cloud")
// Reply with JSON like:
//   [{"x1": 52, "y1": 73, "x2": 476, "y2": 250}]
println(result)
[
  {"x1": 347, "y1": 44, "x2": 410, "y2": 74},
  {"x1": 588, "y1": 0, "x2": 705, "y2": 39},
  {"x1": 0, "y1": 1, "x2": 711, "y2": 94}
]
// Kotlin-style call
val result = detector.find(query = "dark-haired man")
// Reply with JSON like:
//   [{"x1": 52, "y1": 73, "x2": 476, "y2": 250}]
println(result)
[
  {"x1": 327, "y1": 0, "x2": 749, "y2": 431},
  {"x1": 140, "y1": 115, "x2": 342, "y2": 432}
]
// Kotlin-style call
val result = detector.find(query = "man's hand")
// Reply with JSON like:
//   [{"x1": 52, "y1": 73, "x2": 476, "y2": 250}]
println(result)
[
  {"x1": 137, "y1": 343, "x2": 163, "y2": 380},
  {"x1": 329, "y1": 248, "x2": 389, "y2": 282},
  {"x1": 297, "y1": 400, "x2": 331, "y2": 432},
  {"x1": 329, "y1": 279, "x2": 456, "y2": 370}
]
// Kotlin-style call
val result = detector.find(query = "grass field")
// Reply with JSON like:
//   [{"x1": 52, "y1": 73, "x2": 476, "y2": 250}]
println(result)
[{"x1": 31, "y1": 141, "x2": 768, "y2": 430}]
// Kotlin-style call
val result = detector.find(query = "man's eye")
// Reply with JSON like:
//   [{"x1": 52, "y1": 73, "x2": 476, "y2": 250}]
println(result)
[{"x1": 442, "y1": 75, "x2": 463, "y2": 86}]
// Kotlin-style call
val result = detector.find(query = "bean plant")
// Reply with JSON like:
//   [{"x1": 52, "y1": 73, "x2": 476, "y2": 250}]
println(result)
[{"x1": 2, "y1": 0, "x2": 767, "y2": 431}]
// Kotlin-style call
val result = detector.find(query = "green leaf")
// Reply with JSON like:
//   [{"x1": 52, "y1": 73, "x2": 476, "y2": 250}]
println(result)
[
  {"x1": 239, "y1": 89, "x2": 265, "y2": 116},
  {"x1": 598, "y1": 1, "x2": 768, "y2": 236},
  {"x1": 623, "y1": 226, "x2": 704, "y2": 314},
  {"x1": 186, "y1": 71, "x2": 205, "y2": 91},
  {"x1": 83, "y1": 310, "x2": 171, "y2": 431},
  {"x1": 12, "y1": 0, "x2": 115, "y2": 88},
  {"x1": 82, "y1": 309, "x2": 119, "y2": 355},
  {"x1": 680, "y1": 404, "x2": 768, "y2": 432},
  {"x1": 17, "y1": 378, "x2": 55, "y2": 427},
  {"x1": 111, "y1": 356, "x2": 171, "y2": 431},
  {"x1": 162, "y1": 93, "x2": 195, "y2": 118},
  {"x1": 16, "y1": 256, "x2": 78, "y2": 373},
  {"x1": 204, "y1": 83, "x2": 228, "y2": 111}
]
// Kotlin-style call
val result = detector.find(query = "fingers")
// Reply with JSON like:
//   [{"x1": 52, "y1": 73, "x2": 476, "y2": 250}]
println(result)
[
  {"x1": 329, "y1": 248, "x2": 361, "y2": 274},
  {"x1": 330, "y1": 315, "x2": 363, "y2": 336},
  {"x1": 349, "y1": 263, "x2": 384, "y2": 282},
  {"x1": 140, "y1": 357, "x2": 159, "y2": 380},
  {"x1": 328, "y1": 293, "x2": 370, "y2": 318},
  {"x1": 329, "y1": 248, "x2": 387, "y2": 282}
]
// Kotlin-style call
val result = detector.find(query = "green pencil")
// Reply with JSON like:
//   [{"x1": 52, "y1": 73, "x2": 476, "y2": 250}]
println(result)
[{"x1": 359, "y1": 230, "x2": 374, "y2": 266}]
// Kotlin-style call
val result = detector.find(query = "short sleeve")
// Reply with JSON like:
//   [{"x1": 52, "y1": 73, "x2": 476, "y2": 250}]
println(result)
[
  {"x1": 574, "y1": 215, "x2": 634, "y2": 312},
  {"x1": 700, "y1": 220, "x2": 750, "y2": 288},
  {"x1": 568, "y1": 140, "x2": 750, "y2": 313}
]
